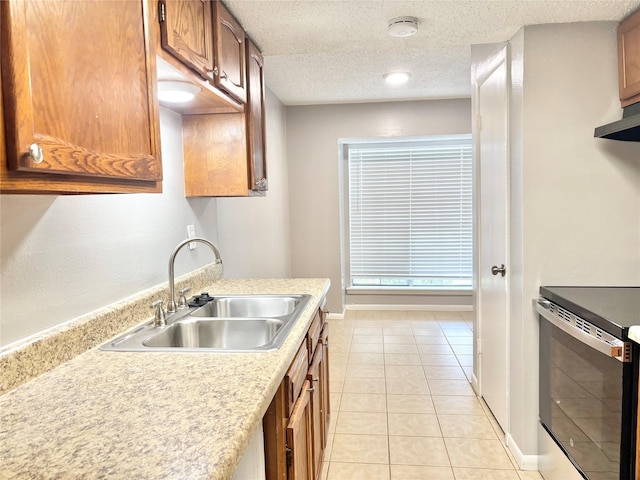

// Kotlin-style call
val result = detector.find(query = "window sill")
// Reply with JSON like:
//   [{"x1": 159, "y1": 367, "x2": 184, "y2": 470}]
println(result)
[{"x1": 346, "y1": 287, "x2": 472, "y2": 296}]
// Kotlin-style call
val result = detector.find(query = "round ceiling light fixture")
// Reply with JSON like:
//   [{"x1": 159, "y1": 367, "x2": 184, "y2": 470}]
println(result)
[
  {"x1": 388, "y1": 16, "x2": 418, "y2": 38},
  {"x1": 157, "y1": 80, "x2": 200, "y2": 104},
  {"x1": 383, "y1": 72, "x2": 411, "y2": 85}
]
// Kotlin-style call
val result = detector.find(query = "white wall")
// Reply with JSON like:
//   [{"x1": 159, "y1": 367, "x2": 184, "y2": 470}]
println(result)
[
  {"x1": 0, "y1": 109, "x2": 219, "y2": 346},
  {"x1": 509, "y1": 22, "x2": 640, "y2": 457},
  {"x1": 216, "y1": 89, "x2": 292, "y2": 279},
  {"x1": 286, "y1": 99, "x2": 472, "y2": 314},
  {"x1": 0, "y1": 91, "x2": 293, "y2": 347}
]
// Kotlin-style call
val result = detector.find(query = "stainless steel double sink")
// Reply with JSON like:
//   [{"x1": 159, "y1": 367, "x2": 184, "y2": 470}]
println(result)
[{"x1": 101, "y1": 294, "x2": 311, "y2": 353}]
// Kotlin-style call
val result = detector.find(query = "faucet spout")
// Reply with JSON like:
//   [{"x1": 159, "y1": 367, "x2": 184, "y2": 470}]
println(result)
[{"x1": 167, "y1": 237, "x2": 222, "y2": 313}]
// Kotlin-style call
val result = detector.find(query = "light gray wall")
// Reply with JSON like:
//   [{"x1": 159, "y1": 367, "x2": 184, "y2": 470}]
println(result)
[
  {"x1": 509, "y1": 22, "x2": 640, "y2": 456},
  {"x1": 0, "y1": 91, "x2": 293, "y2": 347},
  {"x1": 216, "y1": 89, "x2": 292, "y2": 278},
  {"x1": 0, "y1": 108, "x2": 219, "y2": 346},
  {"x1": 286, "y1": 99, "x2": 472, "y2": 314}
]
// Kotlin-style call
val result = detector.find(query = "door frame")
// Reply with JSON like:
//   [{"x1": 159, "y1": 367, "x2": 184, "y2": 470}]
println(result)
[{"x1": 472, "y1": 44, "x2": 511, "y2": 434}]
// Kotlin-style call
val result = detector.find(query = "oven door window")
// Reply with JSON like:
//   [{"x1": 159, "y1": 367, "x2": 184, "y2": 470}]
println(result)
[{"x1": 539, "y1": 319, "x2": 624, "y2": 479}]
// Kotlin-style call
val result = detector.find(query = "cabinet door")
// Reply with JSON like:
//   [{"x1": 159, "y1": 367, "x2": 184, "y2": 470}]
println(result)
[
  {"x1": 212, "y1": 1, "x2": 247, "y2": 103},
  {"x1": 1, "y1": 0, "x2": 162, "y2": 191},
  {"x1": 618, "y1": 8, "x2": 640, "y2": 106},
  {"x1": 308, "y1": 348, "x2": 324, "y2": 480},
  {"x1": 320, "y1": 324, "x2": 331, "y2": 449},
  {"x1": 159, "y1": 0, "x2": 215, "y2": 81},
  {"x1": 286, "y1": 381, "x2": 313, "y2": 480},
  {"x1": 182, "y1": 112, "x2": 248, "y2": 197},
  {"x1": 1, "y1": 60, "x2": 5, "y2": 166},
  {"x1": 263, "y1": 381, "x2": 288, "y2": 480},
  {"x1": 245, "y1": 37, "x2": 267, "y2": 192}
]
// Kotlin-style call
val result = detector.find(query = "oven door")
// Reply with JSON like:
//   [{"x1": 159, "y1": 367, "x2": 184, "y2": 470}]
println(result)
[{"x1": 537, "y1": 299, "x2": 635, "y2": 480}]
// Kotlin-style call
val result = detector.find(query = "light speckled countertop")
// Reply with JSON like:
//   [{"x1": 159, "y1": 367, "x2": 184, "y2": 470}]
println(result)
[{"x1": 0, "y1": 278, "x2": 330, "y2": 480}]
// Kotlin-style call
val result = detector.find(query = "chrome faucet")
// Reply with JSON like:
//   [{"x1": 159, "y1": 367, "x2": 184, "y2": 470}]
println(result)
[{"x1": 167, "y1": 237, "x2": 222, "y2": 313}]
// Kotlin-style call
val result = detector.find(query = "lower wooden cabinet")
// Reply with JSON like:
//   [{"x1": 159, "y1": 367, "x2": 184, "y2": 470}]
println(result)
[
  {"x1": 264, "y1": 308, "x2": 330, "y2": 480},
  {"x1": 307, "y1": 345, "x2": 323, "y2": 480},
  {"x1": 319, "y1": 324, "x2": 330, "y2": 448},
  {"x1": 286, "y1": 380, "x2": 313, "y2": 480}
]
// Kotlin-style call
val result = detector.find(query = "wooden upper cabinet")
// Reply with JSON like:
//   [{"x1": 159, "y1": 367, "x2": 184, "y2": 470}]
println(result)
[
  {"x1": 246, "y1": 37, "x2": 268, "y2": 192},
  {"x1": 213, "y1": 1, "x2": 247, "y2": 104},
  {"x1": 159, "y1": 0, "x2": 215, "y2": 81},
  {"x1": 183, "y1": 112, "x2": 248, "y2": 197},
  {"x1": 0, "y1": 63, "x2": 5, "y2": 168},
  {"x1": 1, "y1": 0, "x2": 162, "y2": 194},
  {"x1": 618, "y1": 8, "x2": 640, "y2": 106}
]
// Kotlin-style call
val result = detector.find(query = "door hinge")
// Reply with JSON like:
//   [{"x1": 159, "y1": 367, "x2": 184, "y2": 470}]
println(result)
[
  {"x1": 159, "y1": 1, "x2": 166, "y2": 22},
  {"x1": 285, "y1": 446, "x2": 292, "y2": 467},
  {"x1": 476, "y1": 114, "x2": 482, "y2": 132},
  {"x1": 477, "y1": 338, "x2": 482, "y2": 354}
]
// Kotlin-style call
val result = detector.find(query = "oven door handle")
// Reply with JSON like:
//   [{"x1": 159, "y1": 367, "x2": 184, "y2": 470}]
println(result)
[{"x1": 534, "y1": 299, "x2": 631, "y2": 362}]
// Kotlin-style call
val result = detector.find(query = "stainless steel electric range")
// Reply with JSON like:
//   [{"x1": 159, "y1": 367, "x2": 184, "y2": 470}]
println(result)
[{"x1": 536, "y1": 287, "x2": 639, "y2": 480}]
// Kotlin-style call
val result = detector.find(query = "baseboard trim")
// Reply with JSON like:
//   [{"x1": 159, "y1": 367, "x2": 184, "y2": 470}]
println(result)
[
  {"x1": 470, "y1": 373, "x2": 479, "y2": 395},
  {"x1": 326, "y1": 310, "x2": 346, "y2": 320},
  {"x1": 506, "y1": 433, "x2": 539, "y2": 471},
  {"x1": 345, "y1": 304, "x2": 473, "y2": 312}
]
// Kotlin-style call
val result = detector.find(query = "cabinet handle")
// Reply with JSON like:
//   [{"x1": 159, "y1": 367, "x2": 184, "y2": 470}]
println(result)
[
  {"x1": 212, "y1": 66, "x2": 228, "y2": 80},
  {"x1": 29, "y1": 143, "x2": 44, "y2": 164}
]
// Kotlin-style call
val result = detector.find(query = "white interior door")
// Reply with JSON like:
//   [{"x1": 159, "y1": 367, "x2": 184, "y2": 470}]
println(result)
[{"x1": 477, "y1": 48, "x2": 509, "y2": 432}]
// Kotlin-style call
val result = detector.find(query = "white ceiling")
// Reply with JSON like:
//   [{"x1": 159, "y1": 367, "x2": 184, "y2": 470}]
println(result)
[{"x1": 224, "y1": 0, "x2": 640, "y2": 105}]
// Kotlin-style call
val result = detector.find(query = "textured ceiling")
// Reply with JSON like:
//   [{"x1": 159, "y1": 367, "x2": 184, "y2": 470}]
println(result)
[{"x1": 224, "y1": 0, "x2": 640, "y2": 105}]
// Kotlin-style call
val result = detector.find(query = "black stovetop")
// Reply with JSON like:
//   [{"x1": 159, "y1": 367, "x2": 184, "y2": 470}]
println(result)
[{"x1": 540, "y1": 286, "x2": 640, "y2": 339}]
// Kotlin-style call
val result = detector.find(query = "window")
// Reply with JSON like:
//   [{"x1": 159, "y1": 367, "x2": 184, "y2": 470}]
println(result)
[{"x1": 347, "y1": 135, "x2": 472, "y2": 290}]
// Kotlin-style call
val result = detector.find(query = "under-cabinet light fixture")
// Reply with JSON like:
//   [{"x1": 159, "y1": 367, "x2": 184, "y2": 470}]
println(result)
[
  {"x1": 157, "y1": 81, "x2": 200, "y2": 104},
  {"x1": 383, "y1": 72, "x2": 411, "y2": 85}
]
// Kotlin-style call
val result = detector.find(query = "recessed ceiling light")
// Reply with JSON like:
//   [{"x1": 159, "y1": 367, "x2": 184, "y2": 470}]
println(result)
[
  {"x1": 383, "y1": 72, "x2": 411, "y2": 85},
  {"x1": 157, "y1": 81, "x2": 200, "y2": 104},
  {"x1": 388, "y1": 16, "x2": 418, "y2": 38}
]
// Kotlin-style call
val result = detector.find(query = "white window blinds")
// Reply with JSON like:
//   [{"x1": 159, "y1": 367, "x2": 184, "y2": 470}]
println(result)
[{"x1": 348, "y1": 135, "x2": 472, "y2": 289}]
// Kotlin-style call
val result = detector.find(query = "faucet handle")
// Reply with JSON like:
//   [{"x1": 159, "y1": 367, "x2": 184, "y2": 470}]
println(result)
[
  {"x1": 178, "y1": 287, "x2": 191, "y2": 309},
  {"x1": 150, "y1": 300, "x2": 166, "y2": 327}
]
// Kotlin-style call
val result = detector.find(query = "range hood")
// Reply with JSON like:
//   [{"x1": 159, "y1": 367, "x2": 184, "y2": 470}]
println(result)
[{"x1": 594, "y1": 102, "x2": 640, "y2": 141}]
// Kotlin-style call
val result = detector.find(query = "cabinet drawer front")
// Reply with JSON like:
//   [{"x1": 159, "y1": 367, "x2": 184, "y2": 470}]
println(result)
[
  {"x1": 306, "y1": 311, "x2": 322, "y2": 364},
  {"x1": 285, "y1": 341, "x2": 309, "y2": 416}
]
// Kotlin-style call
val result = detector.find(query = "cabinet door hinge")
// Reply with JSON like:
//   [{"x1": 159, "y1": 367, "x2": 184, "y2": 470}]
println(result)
[
  {"x1": 285, "y1": 446, "x2": 292, "y2": 467},
  {"x1": 158, "y1": 1, "x2": 166, "y2": 23}
]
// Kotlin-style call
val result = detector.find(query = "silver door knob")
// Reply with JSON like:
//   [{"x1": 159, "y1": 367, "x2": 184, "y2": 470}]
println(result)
[{"x1": 491, "y1": 264, "x2": 506, "y2": 277}]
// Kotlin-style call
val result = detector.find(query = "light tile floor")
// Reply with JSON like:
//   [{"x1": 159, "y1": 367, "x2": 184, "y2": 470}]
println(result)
[{"x1": 321, "y1": 309, "x2": 543, "y2": 480}]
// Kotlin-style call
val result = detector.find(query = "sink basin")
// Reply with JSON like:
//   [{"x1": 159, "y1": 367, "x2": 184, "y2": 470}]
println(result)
[
  {"x1": 100, "y1": 294, "x2": 311, "y2": 352},
  {"x1": 143, "y1": 318, "x2": 284, "y2": 349},
  {"x1": 190, "y1": 295, "x2": 301, "y2": 318}
]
